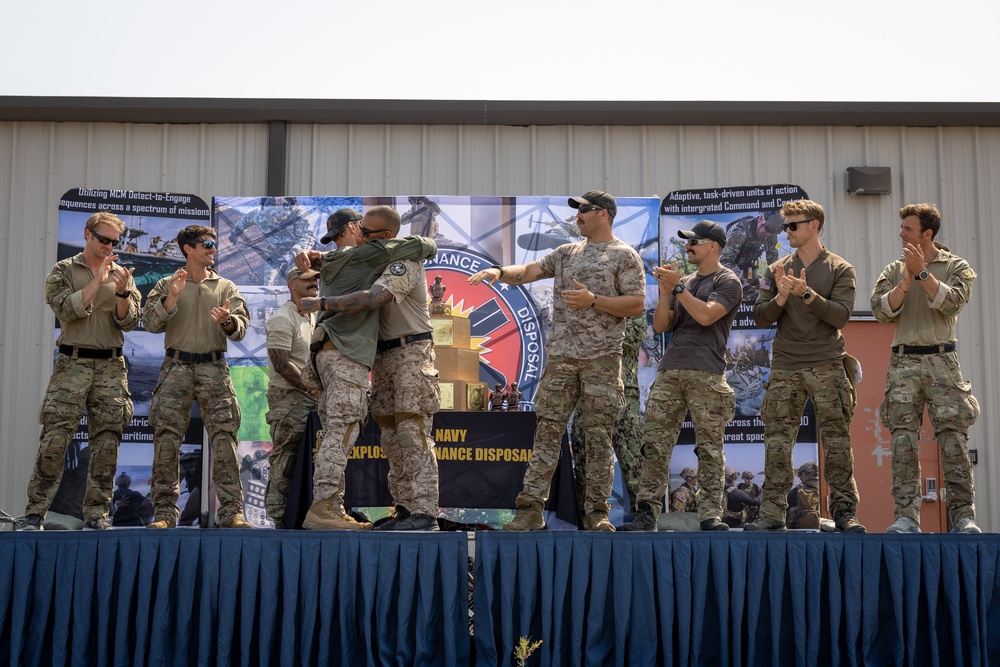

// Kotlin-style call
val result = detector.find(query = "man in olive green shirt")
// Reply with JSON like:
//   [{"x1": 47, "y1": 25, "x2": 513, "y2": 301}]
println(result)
[
  {"x1": 872, "y1": 203, "x2": 980, "y2": 534},
  {"x1": 745, "y1": 199, "x2": 865, "y2": 533},
  {"x1": 144, "y1": 224, "x2": 250, "y2": 529},
  {"x1": 22, "y1": 212, "x2": 140, "y2": 531}
]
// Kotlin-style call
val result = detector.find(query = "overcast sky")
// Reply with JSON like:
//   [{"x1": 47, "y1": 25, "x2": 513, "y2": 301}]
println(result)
[{"x1": 2, "y1": 0, "x2": 995, "y2": 102}]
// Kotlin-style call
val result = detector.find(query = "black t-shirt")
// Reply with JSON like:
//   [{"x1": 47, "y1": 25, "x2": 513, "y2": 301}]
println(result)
[{"x1": 660, "y1": 267, "x2": 743, "y2": 375}]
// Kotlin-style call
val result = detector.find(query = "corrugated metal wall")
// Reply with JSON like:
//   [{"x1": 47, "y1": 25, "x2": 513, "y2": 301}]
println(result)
[
  {"x1": 3, "y1": 120, "x2": 998, "y2": 530},
  {"x1": 0, "y1": 121, "x2": 269, "y2": 519}
]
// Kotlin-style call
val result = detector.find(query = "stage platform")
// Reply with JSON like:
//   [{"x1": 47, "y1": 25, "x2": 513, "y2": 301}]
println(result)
[{"x1": 3, "y1": 530, "x2": 999, "y2": 666}]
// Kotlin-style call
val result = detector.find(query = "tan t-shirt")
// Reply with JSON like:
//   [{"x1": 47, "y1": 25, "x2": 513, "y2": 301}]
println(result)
[{"x1": 265, "y1": 299, "x2": 315, "y2": 389}]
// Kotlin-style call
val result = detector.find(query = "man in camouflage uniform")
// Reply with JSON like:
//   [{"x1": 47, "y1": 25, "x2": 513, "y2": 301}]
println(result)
[
  {"x1": 872, "y1": 203, "x2": 981, "y2": 534},
  {"x1": 21, "y1": 211, "x2": 140, "y2": 531},
  {"x1": 669, "y1": 466, "x2": 699, "y2": 513},
  {"x1": 740, "y1": 469, "x2": 762, "y2": 524},
  {"x1": 470, "y1": 191, "x2": 645, "y2": 532},
  {"x1": 263, "y1": 267, "x2": 322, "y2": 528},
  {"x1": 110, "y1": 472, "x2": 147, "y2": 527},
  {"x1": 296, "y1": 207, "x2": 438, "y2": 530},
  {"x1": 786, "y1": 462, "x2": 821, "y2": 529},
  {"x1": 571, "y1": 315, "x2": 645, "y2": 518},
  {"x1": 400, "y1": 195, "x2": 442, "y2": 239},
  {"x1": 229, "y1": 196, "x2": 315, "y2": 286},
  {"x1": 621, "y1": 220, "x2": 742, "y2": 532},
  {"x1": 745, "y1": 200, "x2": 866, "y2": 533},
  {"x1": 720, "y1": 211, "x2": 783, "y2": 300},
  {"x1": 144, "y1": 225, "x2": 251, "y2": 529},
  {"x1": 723, "y1": 466, "x2": 762, "y2": 528}
]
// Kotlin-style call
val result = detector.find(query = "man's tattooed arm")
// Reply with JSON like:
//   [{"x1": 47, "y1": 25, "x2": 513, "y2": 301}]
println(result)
[
  {"x1": 323, "y1": 286, "x2": 394, "y2": 315},
  {"x1": 268, "y1": 348, "x2": 319, "y2": 396}
]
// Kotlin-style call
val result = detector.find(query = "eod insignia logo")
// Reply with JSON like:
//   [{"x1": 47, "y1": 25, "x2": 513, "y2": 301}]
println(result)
[{"x1": 427, "y1": 247, "x2": 545, "y2": 407}]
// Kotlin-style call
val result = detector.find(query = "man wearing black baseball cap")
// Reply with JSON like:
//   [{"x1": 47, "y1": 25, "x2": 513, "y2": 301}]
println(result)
[
  {"x1": 469, "y1": 190, "x2": 645, "y2": 532},
  {"x1": 320, "y1": 208, "x2": 363, "y2": 245},
  {"x1": 677, "y1": 219, "x2": 727, "y2": 246},
  {"x1": 294, "y1": 206, "x2": 438, "y2": 531},
  {"x1": 621, "y1": 220, "x2": 742, "y2": 532},
  {"x1": 567, "y1": 190, "x2": 618, "y2": 221}
]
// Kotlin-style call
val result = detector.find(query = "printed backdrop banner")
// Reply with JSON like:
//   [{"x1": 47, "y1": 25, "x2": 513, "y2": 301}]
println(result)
[
  {"x1": 212, "y1": 195, "x2": 661, "y2": 524},
  {"x1": 52, "y1": 189, "x2": 209, "y2": 526},
  {"x1": 659, "y1": 184, "x2": 819, "y2": 491}
]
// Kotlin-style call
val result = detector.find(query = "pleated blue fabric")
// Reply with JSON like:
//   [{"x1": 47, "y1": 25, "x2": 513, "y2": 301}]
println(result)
[
  {"x1": 473, "y1": 532, "x2": 1000, "y2": 667},
  {"x1": 0, "y1": 530, "x2": 471, "y2": 667}
]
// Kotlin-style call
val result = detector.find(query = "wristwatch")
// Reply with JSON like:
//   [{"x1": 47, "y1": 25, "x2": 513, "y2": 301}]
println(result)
[
  {"x1": 915, "y1": 269, "x2": 930, "y2": 281},
  {"x1": 801, "y1": 288, "x2": 813, "y2": 301},
  {"x1": 672, "y1": 284, "x2": 685, "y2": 295}
]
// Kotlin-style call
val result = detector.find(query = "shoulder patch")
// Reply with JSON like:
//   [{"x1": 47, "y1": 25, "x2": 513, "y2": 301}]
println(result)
[
  {"x1": 389, "y1": 262, "x2": 407, "y2": 276},
  {"x1": 962, "y1": 269, "x2": 975, "y2": 280}
]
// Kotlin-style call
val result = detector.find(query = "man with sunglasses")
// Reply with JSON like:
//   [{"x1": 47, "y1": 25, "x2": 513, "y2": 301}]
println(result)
[
  {"x1": 744, "y1": 200, "x2": 866, "y2": 533},
  {"x1": 143, "y1": 225, "x2": 251, "y2": 529},
  {"x1": 21, "y1": 212, "x2": 140, "y2": 531},
  {"x1": 620, "y1": 220, "x2": 742, "y2": 532},
  {"x1": 872, "y1": 203, "x2": 980, "y2": 534},
  {"x1": 295, "y1": 206, "x2": 439, "y2": 530},
  {"x1": 469, "y1": 190, "x2": 645, "y2": 532}
]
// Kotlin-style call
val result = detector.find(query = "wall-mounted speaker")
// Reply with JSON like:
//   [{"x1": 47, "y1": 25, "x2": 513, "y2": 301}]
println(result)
[{"x1": 846, "y1": 167, "x2": 891, "y2": 195}]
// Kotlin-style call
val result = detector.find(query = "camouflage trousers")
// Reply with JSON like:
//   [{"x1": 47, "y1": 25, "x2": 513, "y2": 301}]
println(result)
[
  {"x1": 758, "y1": 361, "x2": 860, "y2": 523},
  {"x1": 571, "y1": 384, "x2": 642, "y2": 516},
  {"x1": 371, "y1": 341, "x2": 440, "y2": 516},
  {"x1": 265, "y1": 385, "x2": 317, "y2": 525},
  {"x1": 519, "y1": 355, "x2": 624, "y2": 516},
  {"x1": 314, "y1": 348, "x2": 369, "y2": 510},
  {"x1": 149, "y1": 358, "x2": 243, "y2": 524},
  {"x1": 880, "y1": 350, "x2": 979, "y2": 525},
  {"x1": 26, "y1": 354, "x2": 133, "y2": 521},
  {"x1": 635, "y1": 369, "x2": 734, "y2": 522}
]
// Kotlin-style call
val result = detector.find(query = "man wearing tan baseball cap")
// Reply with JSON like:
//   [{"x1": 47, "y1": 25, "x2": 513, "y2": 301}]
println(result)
[{"x1": 263, "y1": 266, "x2": 321, "y2": 527}]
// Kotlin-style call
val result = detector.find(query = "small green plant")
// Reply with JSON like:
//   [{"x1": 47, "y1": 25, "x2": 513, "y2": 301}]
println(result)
[{"x1": 514, "y1": 636, "x2": 543, "y2": 667}]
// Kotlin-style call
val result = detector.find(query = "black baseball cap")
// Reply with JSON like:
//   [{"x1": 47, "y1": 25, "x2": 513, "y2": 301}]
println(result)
[
  {"x1": 678, "y1": 220, "x2": 727, "y2": 247},
  {"x1": 568, "y1": 190, "x2": 617, "y2": 220},
  {"x1": 320, "y1": 208, "x2": 362, "y2": 244}
]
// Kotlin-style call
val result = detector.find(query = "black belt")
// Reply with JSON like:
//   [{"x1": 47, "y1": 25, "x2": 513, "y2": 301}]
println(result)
[
  {"x1": 166, "y1": 348, "x2": 226, "y2": 363},
  {"x1": 893, "y1": 343, "x2": 955, "y2": 355},
  {"x1": 58, "y1": 345, "x2": 122, "y2": 359},
  {"x1": 377, "y1": 331, "x2": 433, "y2": 352}
]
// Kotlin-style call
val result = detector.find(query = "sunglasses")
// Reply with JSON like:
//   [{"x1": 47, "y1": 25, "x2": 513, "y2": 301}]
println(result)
[
  {"x1": 685, "y1": 238, "x2": 715, "y2": 246},
  {"x1": 194, "y1": 240, "x2": 217, "y2": 249},
  {"x1": 91, "y1": 232, "x2": 121, "y2": 248},
  {"x1": 359, "y1": 225, "x2": 380, "y2": 238},
  {"x1": 577, "y1": 205, "x2": 604, "y2": 214},
  {"x1": 782, "y1": 219, "x2": 816, "y2": 232}
]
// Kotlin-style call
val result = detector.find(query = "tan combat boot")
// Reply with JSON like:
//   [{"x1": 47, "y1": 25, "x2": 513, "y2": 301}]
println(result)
[
  {"x1": 584, "y1": 513, "x2": 616, "y2": 532},
  {"x1": 502, "y1": 503, "x2": 545, "y2": 531},
  {"x1": 303, "y1": 497, "x2": 373, "y2": 530},
  {"x1": 218, "y1": 514, "x2": 253, "y2": 529},
  {"x1": 147, "y1": 516, "x2": 177, "y2": 529}
]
